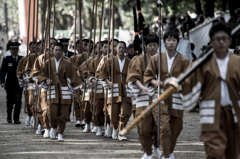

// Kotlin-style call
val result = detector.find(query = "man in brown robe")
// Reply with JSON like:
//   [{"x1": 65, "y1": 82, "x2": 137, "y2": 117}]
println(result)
[
  {"x1": 127, "y1": 34, "x2": 162, "y2": 159},
  {"x1": 166, "y1": 22, "x2": 240, "y2": 159},
  {"x1": 99, "y1": 41, "x2": 132, "y2": 141},
  {"x1": 89, "y1": 40, "x2": 108, "y2": 136},
  {"x1": 144, "y1": 31, "x2": 189, "y2": 159},
  {"x1": 38, "y1": 43, "x2": 81, "y2": 141}
]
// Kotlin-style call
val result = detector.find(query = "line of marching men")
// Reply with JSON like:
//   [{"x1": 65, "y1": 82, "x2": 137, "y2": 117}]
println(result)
[{"x1": 7, "y1": 21, "x2": 240, "y2": 159}]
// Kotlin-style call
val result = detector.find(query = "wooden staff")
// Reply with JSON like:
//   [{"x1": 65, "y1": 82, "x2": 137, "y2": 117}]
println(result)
[
  {"x1": 133, "y1": 7, "x2": 139, "y2": 56},
  {"x1": 74, "y1": 0, "x2": 77, "y2": 56},
  {"x1": 157, "y1": 0, "x2": 163, "y2": 148},
  {"x1": 81, "y1": 0, "x2": 95, "y2": 120},
  {"x1": 24, "y1": 0, "x2": 32, "y2": 114},
  {"x1": 79, "y1": 0, "x2": 83, "y2": 53},
  {"x1": 34, "y1": 0, "x2": 40, "y2": 129},
  {"x1": 88, "y1": 0, "x2": 95, "y2": 57},
  {"x1": 92, "y1": 0, "x2": 98, "y2": 121},
  {"x1": 104, "y1": 0, "x2": 112, "y2": 128},
  {"x1": 110, "y1": 0, "x2": 115, "y2": 123},
  {"x1": 52, "y1": 0, "x2": 56, "y2": 37},
  {"x1": 41, "y1": 0, "x2": 47, "y2": 51},
  {"x1": 98, "y1": 0, "x2": 104, "y2": 57},
  {"x1": 48, "y1": 0, "x2": 52, "y2": 125},
  {"x1": 31, "y1": 0, "x2": 36, "y2": 129},
  {"x1": 78, "y1": 0, "x2": 84, "y2": 122},
  {"x1": 43, "y1": 1, "x2": 50, "y2": 60}
]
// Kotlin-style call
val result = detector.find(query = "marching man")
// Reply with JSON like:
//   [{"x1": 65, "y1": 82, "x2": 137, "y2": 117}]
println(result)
[
  {"x1": 38, "y1": 43, "x2": 81, "y2": 141},
  {"x1": 99, "y1": 41, "x2": 132, "y2": 140},
  {"x1": 144, "y1": 31, "x2": 189, "y2": 159},
  {"x1": 166, "y1": 22, "x2": 240, "y2": 159}
]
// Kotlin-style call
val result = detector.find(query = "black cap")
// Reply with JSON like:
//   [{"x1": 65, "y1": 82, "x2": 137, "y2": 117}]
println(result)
[
  {"x1": 58, "y1": 38, "x2": 70, "y2": 45},
  {"x1": 9, "y1": 42, "x2": 21, "y2": 48}
]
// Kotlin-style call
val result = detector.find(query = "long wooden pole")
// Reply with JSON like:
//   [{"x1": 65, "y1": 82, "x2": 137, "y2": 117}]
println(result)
[
  {"x1": 157, "y1": 0, "x2": 163, "y2": 148},
  {"x1": 48, "y1": 0, "x2": 52, "y2": 125},
  {"x1": 52, "y1": 0, "x2": 56, "y2": 37},
  {"x1": 104, "y1": 0, "x2": 112, "y2": 128},
  {"x1": 41, "y1": 0, "x2": 47, "y2": 51},
  {"x1": 88, "y1": 0, "x2": 96, "y2": 57},
  {"x1": 34, "y1": 0, "x2": 39, "y2": 129},
  {"x1": 92, "y1": 0, "x2": 98, "y2": 121},
  {"x1": 79, "y1": 0, "x2": 83, "y2": 54},
  {"x1": 74, "y1": 0, "x2": 77, "y2": 56},
  {"x1": 24, "y1": 0, "x2": 32, "y2": 114},
  {"x1": 110, "y1": 0, "x2": 115, "y2": 124}
]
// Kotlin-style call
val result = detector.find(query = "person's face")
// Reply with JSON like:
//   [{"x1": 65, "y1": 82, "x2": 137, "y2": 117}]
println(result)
[
  {"x1": 101, "y1": 44, "x2": 108, "y2": 56},
  {"x1": 29, "y1": 45, "x2": 33, "y2": 53},
  {"x1": 210, "y1": 31, "x2": 231, "y2": 55},
  {"x1": 82, "y1": 42, "x2": 87, "y2": 52},
  {"x1": 128, "y1": 47, "x2": 135, "y2": 56},
  {"x1": 117, "y1": 43, "x2": 126, "y2": 57},
  {"x1": 50, "y1": 39, "x2": 57, "y2": 51},
  {"x1": 63, "y1": 45, "x2": 68, "y2": 53},
  {"x1": 95, "y1": 44, "x2": 100, "y2": 55},
  {"x1": 146, "y1": 42, "x2": 158, "y2": 56},
  {"x1": 10, "y1": 48, "x2": 19, "y2": 56},
  {"x1": 53, "y1": 46, "x2": 63, "y2": 60},
  {"x1": 38, "y1": 44, "x2": 43, "y2": 53},
  {"x1": 164, "y1": 36, "x2": 178, "y2": 51}
]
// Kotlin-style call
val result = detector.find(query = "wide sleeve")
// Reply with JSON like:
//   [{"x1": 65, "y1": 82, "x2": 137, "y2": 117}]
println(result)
[
  {"x1": 126, "y1": 56, "x2": 142, "y2": 83},
  {"x1": 0, "y1": 58, "x2": 8, "y2": 84},
  {"x1": 181, "y1": 61, "x2": 204, "y2": 111},
  {"x1": 37, "y1": 60, "x2": 49, "y2": 87},
  {"x1": 16, "y1": 57, "x2": 24, "y2": 77},
  {"x1": 88, "y1": 59, "x2": 96, "y2": 81},
  {"x1": 30, "y1": 57, "x2": 41, "y2": 82},
  {"x1": 66, "y1": 62, "x2": 82, "y2": 90},
  {"x1": 95, "y1": 57, "x2": 106, "y2": 79},
  {"x1": 98, "y1": 58, "x2": 110, "y2": 80},
  {"x1": 144, "y1": 57, "x2": 157, "y2": 85}
]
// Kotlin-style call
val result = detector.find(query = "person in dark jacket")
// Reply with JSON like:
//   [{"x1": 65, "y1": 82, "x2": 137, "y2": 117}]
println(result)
[{"x1": 0, "y1": 42, "x2": 23, "y2": 124}]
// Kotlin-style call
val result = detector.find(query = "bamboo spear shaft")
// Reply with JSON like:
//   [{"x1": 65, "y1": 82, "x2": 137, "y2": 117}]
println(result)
[
  {"x1": 52, "y1": 0, "x2": 56, "y2": 37},
  {"x1": 24, "y1": 0, "x2": 32, "y2": 114},
  {"x1": 110, "y1": 0, "x2": 115, "y2": 123},
  {"x1": 104, "y1": 0, "x2": 112, "y2": 128},
  {"x1": 92, "y1": 0, "x2": 98, "y2": 121},
  {"x1": 34, "y1": 0, "x2": 39, "y2": 129}
]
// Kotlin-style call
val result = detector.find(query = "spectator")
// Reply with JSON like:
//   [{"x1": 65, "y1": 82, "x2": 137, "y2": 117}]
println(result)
[
  {"x1": 125, "y1": 44, "x2": 136, "y2": 59},
  {"x1": 165, "y1": 16, "x2": 177, "y2": 32}
]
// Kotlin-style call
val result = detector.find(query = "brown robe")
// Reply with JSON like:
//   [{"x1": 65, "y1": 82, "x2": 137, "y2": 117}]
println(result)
[
  {"x1": 38, "y1": 57, "x2": 81, "y2": 105},
  {"x1": 99, "y1": 56, "x2": 131, "y2": 104},
  {"x1": 144, "y1": 52, "x2": 190, "y2": 117}
]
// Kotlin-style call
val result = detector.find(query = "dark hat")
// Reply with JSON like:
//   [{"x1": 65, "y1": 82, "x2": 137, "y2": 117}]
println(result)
[
  {"x1": 58, "y1": 38, "x2": 70, "y2": 45},
  {"x1": 9, "y1": 42, "x2": 21, "y2": 48}
]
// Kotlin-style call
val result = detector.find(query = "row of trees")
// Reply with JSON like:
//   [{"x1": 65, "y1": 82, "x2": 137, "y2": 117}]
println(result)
[{"x1": 1, "y1": 0, "x2": 239, "y2": 38}]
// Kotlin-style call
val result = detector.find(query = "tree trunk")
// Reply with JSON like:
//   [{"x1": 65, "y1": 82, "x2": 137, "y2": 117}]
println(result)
[
  {"x1": 203, "y1": 0, "x2": 215, "y2": 17},
  {"x1": 228, "y1": 0, "x2": 240, "y2": 17},
  {"x1": 195, "y1": 0, "x2": 203, "y2": 15},
  {"x1": 222, "y1": 0, "x2": 227, "y2": 11}
]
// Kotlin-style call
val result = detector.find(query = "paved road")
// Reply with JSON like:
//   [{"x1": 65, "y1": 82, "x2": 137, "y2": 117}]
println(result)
[{"x1": 0, "y1": 87, "x2": 210, "y2": 159}]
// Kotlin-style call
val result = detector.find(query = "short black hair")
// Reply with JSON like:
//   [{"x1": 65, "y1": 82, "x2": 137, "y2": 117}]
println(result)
[
  {"x1": 110, "y1": 39, "x2": 119, "y2": 45},
  {"x1": 29, "y1": 41, "x2": 37, "y2": 46},
  {"x1": 128, "y1": 44, "x2": 133, "y2": 48},
  {"x1": 209, "y1": 22, "x2": 232, "y2": 39},
  {"x1": 101, "y1": 40, "x2": 108, "y2": 47},
  {"x1": 118, "y1": 41, "x2": 127, "y2": 48},
  {"x1": 163, "y1": 30, "x2": 179, "y2": 43},
  {"x1": 53, "y1": 42, "x2": 63, "y2": 49},
  {"x1": 145, "y1": 34, "x2": 159, "y2": 45}
]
